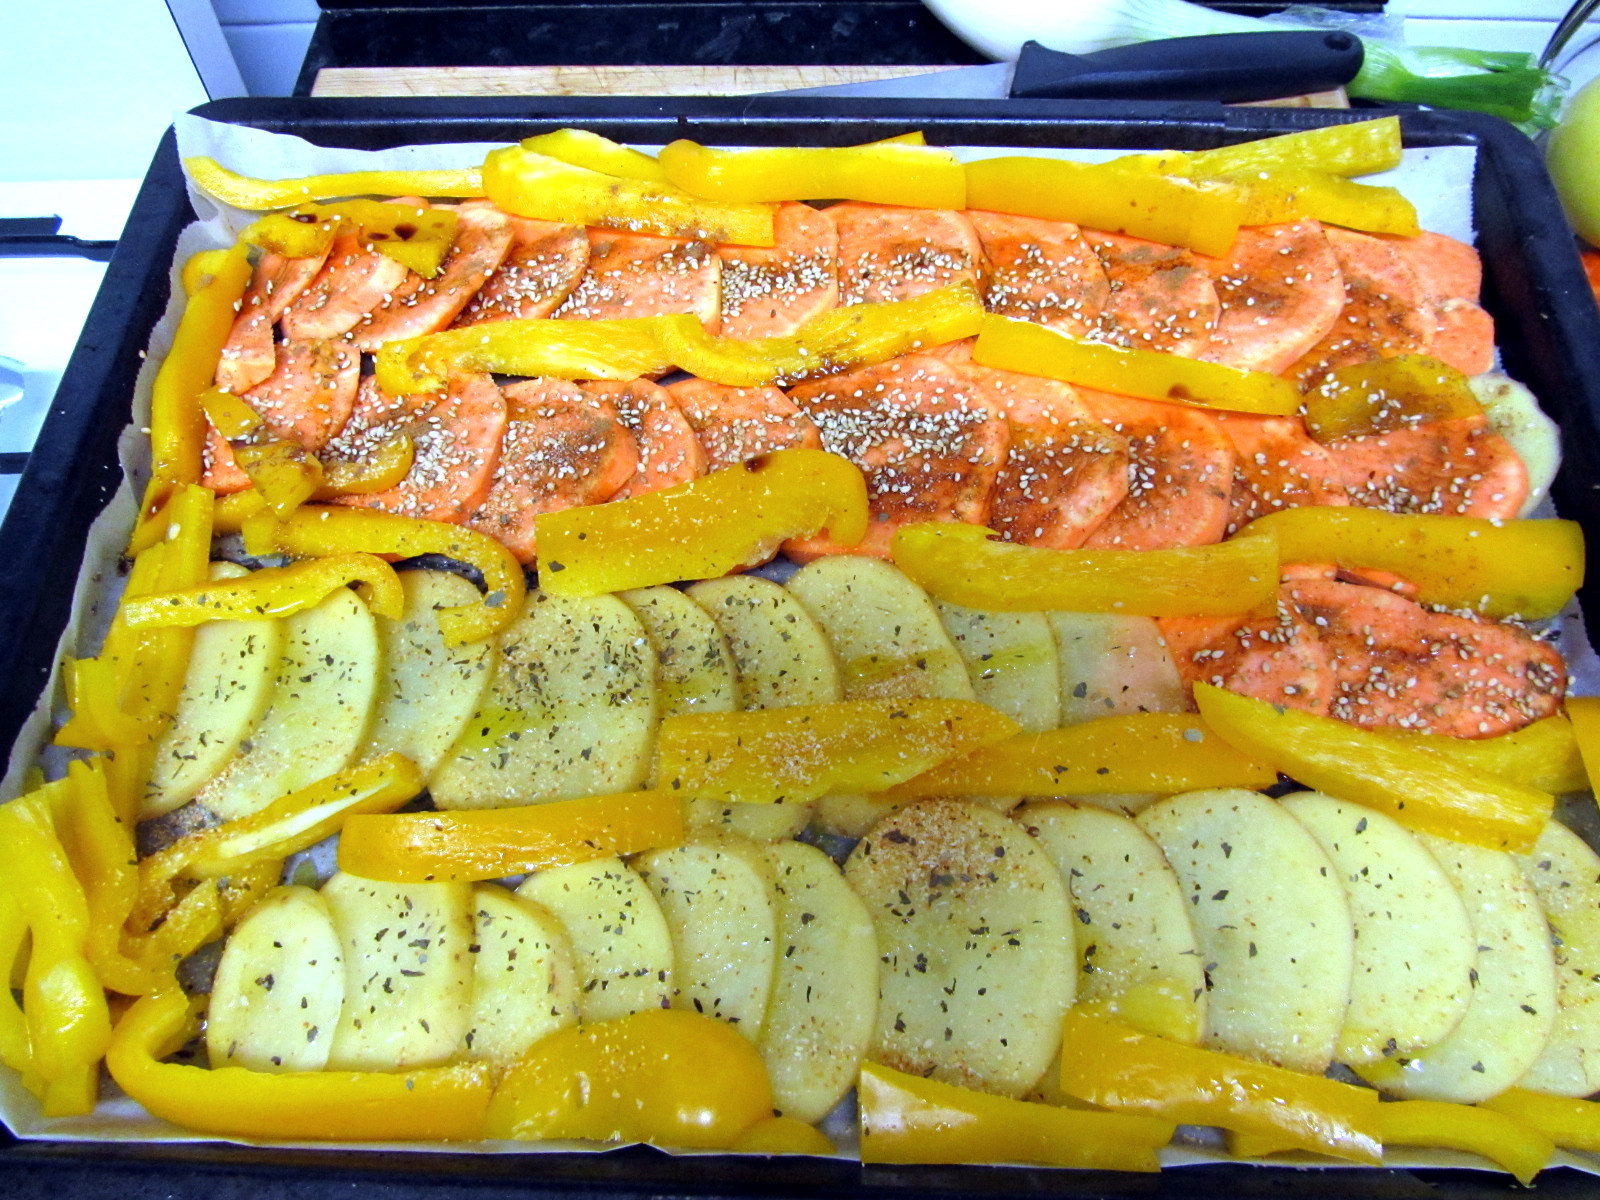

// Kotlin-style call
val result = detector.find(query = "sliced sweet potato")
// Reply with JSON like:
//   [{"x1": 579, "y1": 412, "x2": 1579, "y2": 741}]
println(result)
[
  {"x1": 216, "y1": 247, "x2": 332, "y2": 394},
  {"x1": 279, "y1": 229, "x2": 412, "y2": 341},
  {"x1": 555, "y1": 230, "x2": 722, "y2": 330},
  {"x1": 664, "y1": 377, "x2": 822, "y2": 471},
  {"x1": 1213, "y1": 410, "x2": 1348, "y2": 535},
  {"x1": 1198, "y1": 220, "x2": 1345, "y2": 376},
  {"x1": 454, "y1": 215, "x2": 589, "y2": 326},
  {"x1": 967, "y1": 209, "x2": 1109, "y2": 338},
  {"x1": 1084, "y1": 230, "x2": 1219, "y2": 358},
  {"x1": 717, "y1": 201, "x2": 839, "y2": 339},
  {"x1": 1325, "y1": 414, "x2": 1529, "y2": 520},
  {"x1": 577, "y1": 378, "x2": 707, "y2": 500},
  {"x1": 826, "y1": 203, "x2": 984, "y2": 307}
]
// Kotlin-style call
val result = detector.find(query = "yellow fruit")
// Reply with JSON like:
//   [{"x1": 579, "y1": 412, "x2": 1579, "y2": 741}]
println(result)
[{"x1": 1548, "y1": 76, "x2": 1600, "y2": 246}]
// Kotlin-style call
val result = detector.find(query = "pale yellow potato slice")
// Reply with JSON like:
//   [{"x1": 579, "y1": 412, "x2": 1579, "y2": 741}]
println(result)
[
  {"x1": 207, "y1": 884, "x2": 343, "y2": 1072},
  {"x1": 429, "y1": 590, "x2": 657, "y2": 810},
  {"x1": 1516, "y1": 819, "x2": 1600, "y2": 1096},
  {"x1": 1357, "y1": 835, "x2": 1557, "y2": 1103},
  {"x1": 363, "y1": 570, "x2": 495, "y2": 777},
  {"x1": 934, "y1": 601, "x2": 1060, "y2": 733},
  {"x1": 1469, "y1": 373, "x2": 1560, "y2": 518},
  {"x1": 1022, "y1": 800, "x2": 1206, "y2": 1045},
  {"x1": 758, "y1": 840, "x2": 879, "y2": 1123},
  {"x1": 462, "y1": 884, "x2": 578, "y2": 1066},
  {"x1": 787, "y1": 557, "x2": 978, "y2": 837},
  {"x1": 844, "y1": 797, "x2": 1076, "y2": 1098},
  {"x1": 145, "y1": 562, "x2": 282, "y2": 819},
  {"x1": 196, "y1": 587, "x2": 381, "y2": 822},
  {"x1": 1137, "y1": 788, "x2": 1353, "y2": 1074},
  {"x1": 322, "y1": 873, "x2": 473, "y2": 1071},
  {"x1": 517, "y1": 855, "x2": 673, "y2": 1023},
  {"x1": 684, "y1": 575, "x2": 840, "y2": 840},
  {"x1": 1049, "y1": 613, "x2": 1187, "y2": 726},
  {"x1": 1279, "y1": 792, "x2": 1475, "y2": 1066},
  {"x1": 635, "y1": 835, "x2": 778, "y2": 1040},
  {"x1": 621, "y1": 585, "x2": 741, "y2": 717}
]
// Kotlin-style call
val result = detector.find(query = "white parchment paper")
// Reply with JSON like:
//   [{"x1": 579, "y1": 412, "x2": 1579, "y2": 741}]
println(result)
[{"x1": 2, "y1": 112, "x2": 1595, "y2": 1179}]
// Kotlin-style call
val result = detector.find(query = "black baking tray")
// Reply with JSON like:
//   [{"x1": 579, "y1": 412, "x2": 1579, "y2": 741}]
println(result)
[{"x1": 3, "y1": 96, "x2": 1599, "y2": 1198}]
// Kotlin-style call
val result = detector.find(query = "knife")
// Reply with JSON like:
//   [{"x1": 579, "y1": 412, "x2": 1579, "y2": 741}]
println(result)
[{"x1": 778, "y1": 31, "x2": 1363, "y2": 103}]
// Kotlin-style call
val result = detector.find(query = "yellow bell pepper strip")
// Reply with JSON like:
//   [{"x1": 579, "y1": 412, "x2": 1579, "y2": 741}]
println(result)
[
  {"x1": 243, "y1": 200, "x2": 460, "y2": 277},
  {"x1": 199, "y1": 385, "x2": 262, "y2": 439},
  {"x1": 732, "y1": 1116, "x2": 836, "y2": 1156},
  {"x1": 109, "y1": 990, "x2": 494, "y2": 1140},
  {"x1": 659, "y1": 281, "x2": 986, "y2": 388},
  {"x1": 966, "y1": 157, "x2": 1245, "y2": 257},
  {"x1": 972, "y1": 315, "x2": 1303, "y2": 417},
  {"x1": 338, "y1": 789, "x2": 682, "y2": 883},
  {"x1": 149, "y1": 242, "x2": 252, "y2": 494},
  {"x1": 1194, "y1": 682, "x2": 1552, "y2": 852},
  {"x1": 239, "y1": 209, "x2": 339, "y2": 259},
  {"x1": 57, "y1": 654, "x2": 160, "y2": 752},
  {"x1": 483, "y1": 144, "x2": 775, "y2": 245},
  {"x1": 1566, "y1": 697, "x2": 1600, "y2": 795},
  {"x1": 536, "y1": 450, "x2": 869, "y2": 596},
  {"x1": 1378, "y1": 714, "x2": 1587, "y2": 796},
  {"x1": 375, "y1": 315, "x2": 680, "y2": 395},
  {"x1": 180, "y1": 247, "x2": 237, "y2": 297},
  {"x1": 1304, "y1": 354, "x2": 1483, "y2": 443},
  {"x1": 882, "y1": 713, "x2": 1278, "y2": 802},
  {"x1": 658, "y1": 138, "x2": 965, "y2": 207},
  {"x1": 121, "y1": 552, "x2": 403, "y2": 629},
  {"x1": 891, "y1": 522, "x2": 1278, "y2": 617},
  {"x1": 485, "y1": 1008, "x2": 774, "y2": 1148},
  {"x1": 1058, "y1": 1011, "x2": 1383, "y2": 1164},
  {"x1": 200, "y1": 388, "x2": 327, "y2": 516},
  {"x1": 522, "y1": 128, "x2": 668, "y2": 182},
  {"x1": 0, "y1": 889, "x2": 29, "y2": 1072},
  {"x1": 0, "y1": 782, "x2": 113, "y2": 1116},
  {"x1": 183, "y1": 155, "x2": 486, "y2": 209},
  {"x1": 1234, "y1": 508, "x2": 1585, "y2": 621},
  {"x1": 263, "y1": 506, "x2": 524, "y2": 645},
  {"x1": 1182, "y1": 116, "x2": 1404, "y2": 180},
  {"x1": 320, "y1": 431, "x2": 415, "y2": 495},
  {"x1": 219, "y1": 859, "x2": 285, "y2": 929},
  {"x1": 653, "y1": 698, "x2": 1020, "y2": 807},
  {"x1": 859, "y1": 1060, "x2": 1174, "y2": 1170},
  {"x1": 1484, "y1": 1088, "x2": 1600, "y2": 1154},
  {"x1": 1214, "y1": 168, "x2": 1419, "y2": 237},
  {"x1": 1377, "y1": 1100, "x2": 1552, "y2": 1185},
  {"x1": 124, "y1": 878, "x2": 222, "y2": 976}
]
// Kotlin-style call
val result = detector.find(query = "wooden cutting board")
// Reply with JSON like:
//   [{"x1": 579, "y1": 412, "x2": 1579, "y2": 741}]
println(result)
[{"x1": 311, "y1": 64, "x2": 1348, "y2": 105}]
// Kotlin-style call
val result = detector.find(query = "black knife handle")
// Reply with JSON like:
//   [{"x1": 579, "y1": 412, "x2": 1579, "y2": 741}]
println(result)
[{"x1": 1009, "y1": 31, "x2": 1364, "y2": 102}]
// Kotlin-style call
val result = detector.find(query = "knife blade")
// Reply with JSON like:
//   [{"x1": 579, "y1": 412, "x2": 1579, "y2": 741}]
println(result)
[{"x1": 776, "y1": 31, "x2": 1363, "y2": 103}]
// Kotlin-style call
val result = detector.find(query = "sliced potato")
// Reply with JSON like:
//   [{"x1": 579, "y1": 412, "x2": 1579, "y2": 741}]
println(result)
[
  {"x1": 145, "y1": 563, "x2": 281, "y2": 819},
  {"x1": 758, "y1": 840, "x2": 879, "y2": 1123},
  {"x1": 1470, "y1": 373, "x2": 1560, "y2": 518},
  {"x1": 634, "y1": 835, "x2": 778, "y2": 1039},
  {"x1": 207, "y1": 884, "x2": 343, "y2": 1071},
  {"x1": 364, "y1": 570, "x2": 495, "y2": 776},
  {"x1": 516, "y1": 855, "x2": 672, "y2": 1022},
  {"x1": 621, "y1": 585, "x2": 741, "y2": 717},
  {"x1": 1357, "y1": 835, "x2": 1557, "y2": 1103},
  {"x1": 787, "y1": 557, "x2": 978, "y2": 837},
  {"x1": 1049, "y1": 613, "x2": 1187, "y2": 726},
  {"x1": 685, "y1": 575, "x2": 840, "y2": 839},
  {"x1": 844, "y1": 797, "x2": 1076, "y2": 1098},
  {"x1": 934, "y1": 601, "x2": 1060, "y2": 733},
  {"x1": 321, "y1": 873, "x2": 474, "y2": 1071},
  {"x1": 197, "y1": 586, "x2": 381, "y2": 822},
  {"x1": 1279, "y1": 792, "x2": 1476, "y2": 1066},
  {"x1": 1517, "y1": 819, "x2": 1600, "y2": 1096},
  {"x1": 430, "y1": 590, "x2": 657, "y2": 810},
  {"x1": 1136, "y1": 788, "x2": 1353, "y2": 1074},
  {"x1": 462, "y1": 884, "x2": 579, "y2": 1066},
  {"x1": 1022, "y1": 801, "x2": 1206, "y2": 1045}
]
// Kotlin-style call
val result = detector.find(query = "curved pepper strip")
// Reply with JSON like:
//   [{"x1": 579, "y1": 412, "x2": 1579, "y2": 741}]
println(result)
[
  {"x1": 732, "y1": 1116, "x2": 836, "y2": 1156},
  {"x1": 859, "y1": 1061, "x2": 1173, "y2": 1170},
  {"x1": 1563, "y1": 696, "x2": 1600, "y2": 796},
  {"x1": 1057, "y1": 1011, "x2": 1382, "y2": 1165},
  {"x1": 1195, "y1": 682, "x2": 1552, "y2": 853},
  {"x1": 1378, "y1": 715, "x2": 1586, "y2": 796},
  {"x1": 109, "y1": 991, "x2": 493, "y2": 1140},
  {"x1": 0, "y1": 890, "x2": 29, "y2": 1073},
  {"x1": 485, "y1": 1008, "x2": 773, "y2": 1148},
  {"x1": 338, "y1": 788, "x2": 681, "y2": 883},
  {"x1": 536, "y1": 450, "x2": 868, "y2": 596},
  {"x1": 1213, "y1": 168, "x2": 1419, "y2": 237},
  {"x1": 0, "y1": 782, "x2": 113, "y2": 1116},
  {"x1": 180, "y1": 247, "x2": 237, "y2": 298},
  {"x1": 375, "y1": 316, "x2": 680, "y2": 395},
  {"x1": 219, "y1": 858, "x2": 287, "y2": 929},
  {"x1": 208, "y1": 437, "x2": 416, "y2": 535},
  {"x1": 134, "y1": 753, "x2": 423, "y2": 931},
  {"x1": 121, "y1": 552, "x2": 403, "y2": 630},
  {"x1": 883, "y1": 713, "x2": 1278, "y2": 802},
  {"x1": 1181, "y1": 117, "x2": 1404, "y2": 179},
  {"x1": 122, "y1": 878, "x2": 221, "y2": 981},
  {"x1": 972, "y1": 314, "x2": 1303, "y2": 417},
  {"x1": 891, "y1": 522, "x2": 1278, "y2": 616},
  {"x1": 262, "y1": 506, "x2": 524, "y2": 646},
  {"x1": 243, "y1": 200, "x2": 459, "y2": 277},
  {"x1": 482, "y1": 144, "x2": 775, "y2": 245},
  {"x1": 149, "y1": 244, "x2": 252, "y2": 494},
  {"x1": 653, "y1": 698, "x2": 1020, "y2": 807},
  {"x1": 658, "y1": 138, "x2": 966, "y2": 207},
  {"x1": 659, "y1": 282, "x2": 986, "y2": 388},
  {"x1": 1484, "y1": 1088, "x2": 1600, "y2": 1154},
  {"x1": 201, "y1": 386, "x2": 327, "y2": 516},
  {"x1": 184, "y1": 156, "x2": 485, "y2": 210},
  {"x1": 521, "y1": 128, "x2": 668, "y2": 182},
  {"x1": 1235, "y1": 508, "x2": 1585, "y2": 620},
  {"x1": 1303, "y1": 355, "x2": 1483, "y2": 443}
]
